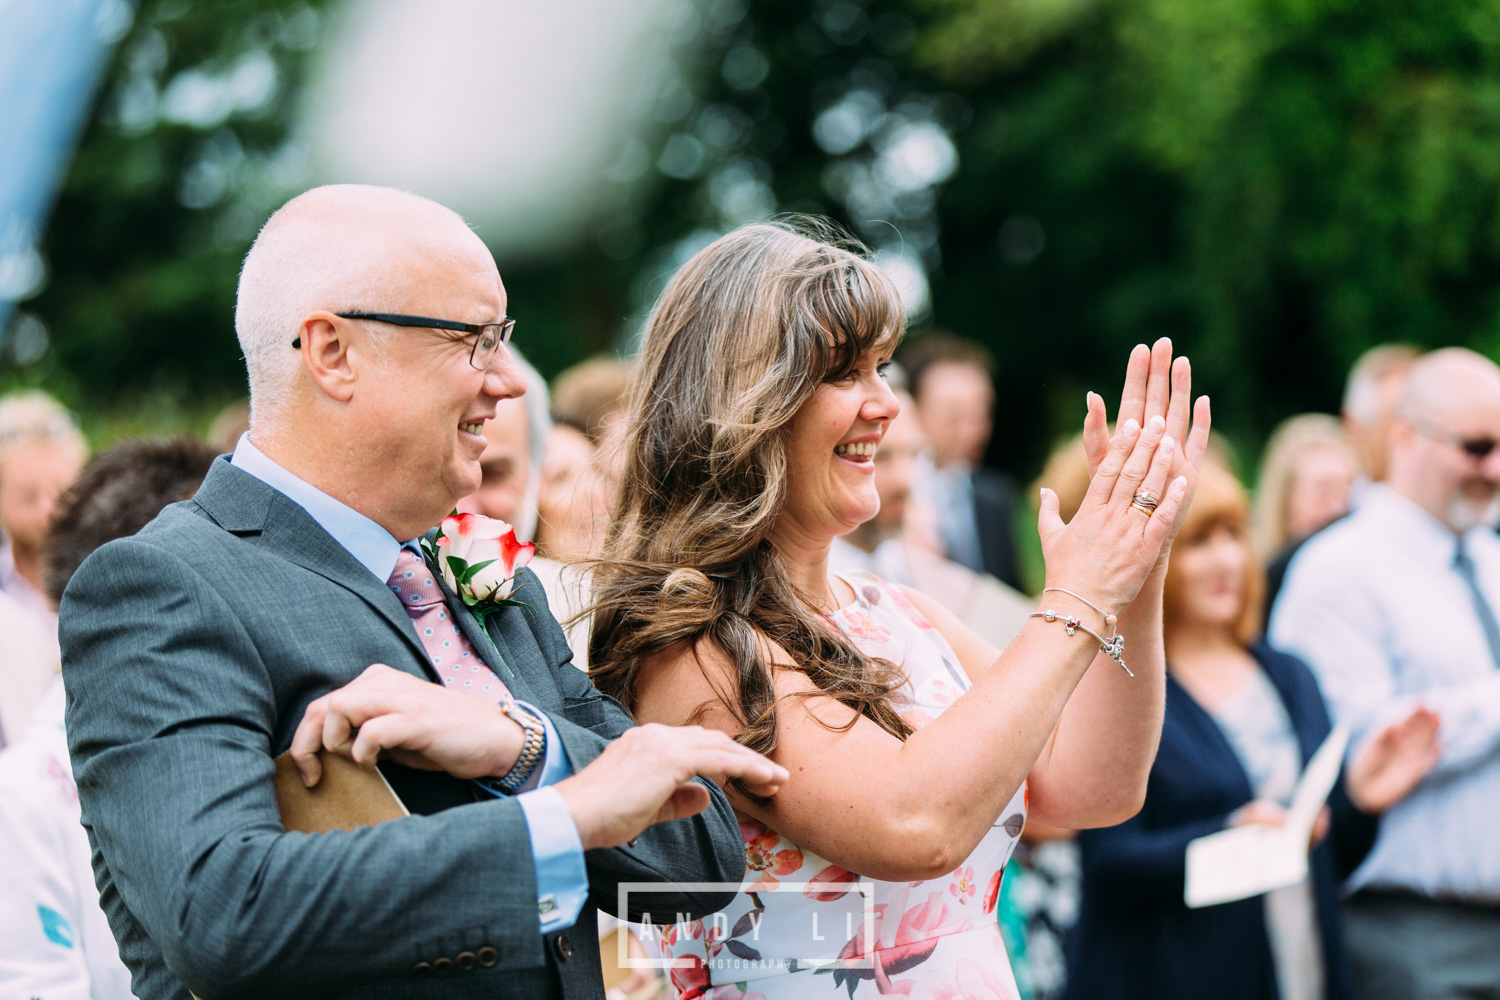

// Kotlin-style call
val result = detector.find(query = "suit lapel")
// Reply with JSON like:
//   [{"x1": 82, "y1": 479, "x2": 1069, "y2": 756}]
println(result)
[{"x1": 193, "y1": 459, "x2": 435, "y2": 680}]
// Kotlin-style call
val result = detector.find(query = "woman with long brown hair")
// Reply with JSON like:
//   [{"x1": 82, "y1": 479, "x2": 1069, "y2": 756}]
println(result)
[{"x1": 589, "y1": 220, "x2": 1209, "y2": 999}]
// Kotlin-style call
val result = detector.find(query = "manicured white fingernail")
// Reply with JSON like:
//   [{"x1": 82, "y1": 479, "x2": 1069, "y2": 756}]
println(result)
[
  {"x1": 1175, "y1": 476, "x2": 1187, "y2": 490},
  {"x1": 1123, "y1": 419, "x2": 1139, "y2": 436},
  {"x1": 1162, "y1": 436, "x2": 1174, "y2": 451},
  {"x1": 1149, "y1": 415, "x2": 1165, "y2": 431}
]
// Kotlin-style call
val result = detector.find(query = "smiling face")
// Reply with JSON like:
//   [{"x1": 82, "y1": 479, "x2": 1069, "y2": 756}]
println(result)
[
  {"x1": 458, "y1": 394, "x2": 532, "y2": 527},
  {"x1": 349, "y1": 233, "x2": 527, "y2": 534},
  {"x1": 776, "y1": 344, "x2": 901, "y2": 545}
]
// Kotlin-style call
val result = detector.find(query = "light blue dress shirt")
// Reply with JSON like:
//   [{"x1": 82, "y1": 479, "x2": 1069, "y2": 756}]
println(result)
[
  {"x1": 231, "y1": 435, "x2": 588, "y2": 931},
  {"x1": 1270, "y1": 485, "x2": 1500, "y2": 902}
]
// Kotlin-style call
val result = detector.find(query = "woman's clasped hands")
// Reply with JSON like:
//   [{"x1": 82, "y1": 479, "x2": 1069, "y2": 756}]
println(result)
[{"x1": 1038, "y1": 337, "x2": 1213, "y2": 621}]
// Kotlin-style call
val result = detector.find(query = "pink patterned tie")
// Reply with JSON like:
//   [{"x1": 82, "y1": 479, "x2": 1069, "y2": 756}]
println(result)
[{"x1": 386, "y1": 548, "x2": 511, "y2": 705}]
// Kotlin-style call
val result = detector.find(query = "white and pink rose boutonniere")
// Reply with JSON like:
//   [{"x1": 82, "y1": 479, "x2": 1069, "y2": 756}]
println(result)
[{"x1": 420, "y1": 512, "x2": 535, "y2": 627}]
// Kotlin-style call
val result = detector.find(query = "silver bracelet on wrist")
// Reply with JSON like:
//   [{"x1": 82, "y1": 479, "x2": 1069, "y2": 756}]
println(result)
[
  {"x1": 1030, "y1": 607, "x2": 1133, "y2": 677},
  {"x1": 1041, "y1": 587, "x2": 1118, "y2": 632}
]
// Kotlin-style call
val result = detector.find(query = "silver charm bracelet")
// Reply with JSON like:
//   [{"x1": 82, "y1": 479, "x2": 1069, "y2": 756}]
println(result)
[{"x1": 1031, "y1": 603, "x2": 1133, "y2": 678}]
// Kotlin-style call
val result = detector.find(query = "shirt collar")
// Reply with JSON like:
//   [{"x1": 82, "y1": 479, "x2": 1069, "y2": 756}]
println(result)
[
  {"x1": 230, "y1": 433, "x2": 411, "y2": 582},
  {"x1": 1359, "y1": 482, "x2": 1496, "y2": 567}
]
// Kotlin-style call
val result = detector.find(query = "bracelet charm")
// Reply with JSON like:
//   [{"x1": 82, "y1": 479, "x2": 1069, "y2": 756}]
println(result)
[{"x1": 1032, "y1": 608, "x2": 1134, "y2": 678}]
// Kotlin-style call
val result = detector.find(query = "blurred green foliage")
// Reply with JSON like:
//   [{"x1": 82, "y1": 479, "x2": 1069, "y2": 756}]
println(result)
[
  {"x1": 915, "y1": 0, "x2": 1500, "y2": 470},
  {"x1": 9, "y1": 0, "x2": 1500, "y2": 471},
  {"x1": 3, "y1": 0, "x2": 330, "y2": 442}
]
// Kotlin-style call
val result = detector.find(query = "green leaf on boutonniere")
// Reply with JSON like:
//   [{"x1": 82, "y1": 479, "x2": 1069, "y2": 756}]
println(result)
[{"x1": 458, "y1": 558, "x2": 497, "y2": 586}]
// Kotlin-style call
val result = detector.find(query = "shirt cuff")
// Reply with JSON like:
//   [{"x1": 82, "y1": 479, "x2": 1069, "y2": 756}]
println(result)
[{"x1": 515, "y1": 786, "x2": 589, "y2": 933}]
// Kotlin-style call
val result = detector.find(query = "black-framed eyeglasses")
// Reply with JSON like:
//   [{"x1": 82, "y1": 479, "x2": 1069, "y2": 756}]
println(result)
[
  {"x1": 1408, "y1": 416, "x2": 1498, "y2": 460},
  {"x1": 292, "y1": 312, "x2": 516, "y2": 371}
]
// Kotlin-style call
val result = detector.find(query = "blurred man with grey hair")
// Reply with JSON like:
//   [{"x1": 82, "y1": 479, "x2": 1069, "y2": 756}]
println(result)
[
  {"x1": 1341, "y1": 343, "x2": 1420, "y2": 485},
  {"x1": 1272, "y1": 347, "x2": 1500, "y2": 999}
]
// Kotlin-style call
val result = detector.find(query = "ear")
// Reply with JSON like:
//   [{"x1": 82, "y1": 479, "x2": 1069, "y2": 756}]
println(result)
[{"x1": 298, "y1": 311, "x2": 358, "y2": 403}]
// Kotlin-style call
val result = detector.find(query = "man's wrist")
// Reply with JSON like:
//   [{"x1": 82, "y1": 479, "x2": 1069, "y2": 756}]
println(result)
[{"x1": 478, "y1": 699, "x2": 546, "y2": 795}]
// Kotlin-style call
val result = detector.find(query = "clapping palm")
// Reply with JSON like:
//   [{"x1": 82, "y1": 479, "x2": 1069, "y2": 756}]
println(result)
[{"x1": 1082, "y1": 338, "x2": 1213, "y2": 548}]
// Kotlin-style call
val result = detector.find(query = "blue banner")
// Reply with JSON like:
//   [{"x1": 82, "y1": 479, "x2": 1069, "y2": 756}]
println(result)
[{"x1": 0, "y1": 0, "x2": 133, "y2": 344}]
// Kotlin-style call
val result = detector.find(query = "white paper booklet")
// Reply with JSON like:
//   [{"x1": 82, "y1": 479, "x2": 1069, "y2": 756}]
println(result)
[{"x1": 1184, "y1": 724, "x2": 1350, "y2": 909}]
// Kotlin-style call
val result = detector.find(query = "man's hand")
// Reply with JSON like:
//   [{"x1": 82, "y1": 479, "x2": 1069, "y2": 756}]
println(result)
[
  {"x1": 1346, "y1": 705, "x2": 1442, "y2": 814},
  {"x1": 290, "y1": 664, "x2": 524, "y2": 787},
  {"x1": 555, "y1": 724, "x2": 788, "y2": 851}
]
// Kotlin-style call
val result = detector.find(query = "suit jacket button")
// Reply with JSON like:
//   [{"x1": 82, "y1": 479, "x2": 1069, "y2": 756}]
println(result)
[
  {"x1": 412, "y1": 962, "x2": 433, "y2": 976},
  {"x1": 433, "y1": 957, "x2": 455, "y2": 975},
  {"x1": 457, "y1": 951, "x2": 478, "y2": 971},
  {"x1": 554, "y1": 934, "x2": 573, "y2": 961},
  {"x1": 477, "y1": 946, "x2": 499, "y2": 967}
]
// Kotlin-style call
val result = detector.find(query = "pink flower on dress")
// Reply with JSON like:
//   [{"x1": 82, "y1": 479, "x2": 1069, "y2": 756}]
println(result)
[
  {"x1": 908, "y1": 957, "x2": 1019, "y2": 1000},
  {"x1": 887, "y1": 583, "x2": 935, "y2": 629},
  {"x1": 705, "y1": 986, "x2": 768, "y2": 1000},
  {"x1": 670, "y1": 954, "x2": 711, "y2": 1000},
  {"x1": 741, "y1": 819, "x2": 804, "y2": 890},
  {"x1": 982, "y1": 870, "x2": 1002, "y2": 914},
  {"x1": 804, "y1": 862, "x2": 858, "y2": 901},
  {"x1": 949, "y1": 865, "x2": 978, "y2": 904},
  {"x1": 841, "y1": 607, "x2": 892, "y2": 643},
  {"x1": 832, "y1": 890, "x2": 962, "y2": 995}
]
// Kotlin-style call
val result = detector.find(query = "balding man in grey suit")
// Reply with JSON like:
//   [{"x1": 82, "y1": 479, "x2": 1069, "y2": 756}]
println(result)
[{"x1": 59, "y1": 185, "x2": 783, "y2": 1000}]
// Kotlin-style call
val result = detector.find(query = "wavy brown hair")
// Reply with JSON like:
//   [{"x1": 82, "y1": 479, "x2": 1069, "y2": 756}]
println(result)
[{"x1": 587, "y1": 220, "x2": 914, "y2": 797}]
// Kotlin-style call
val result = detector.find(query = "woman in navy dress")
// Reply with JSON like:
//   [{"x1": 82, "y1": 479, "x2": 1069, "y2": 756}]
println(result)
[{"x1": 1064, "y1": 461, "x2": 1441, "y2": 1000}]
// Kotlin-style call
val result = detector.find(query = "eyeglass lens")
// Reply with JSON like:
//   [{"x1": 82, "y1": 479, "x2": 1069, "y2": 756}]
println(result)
[
  {"x1": 468, "y1": 319, "x2": 514, "y2": 370},
  {"x1": 1462, "y1": 438, "x2": 1497, "y2": 460}
]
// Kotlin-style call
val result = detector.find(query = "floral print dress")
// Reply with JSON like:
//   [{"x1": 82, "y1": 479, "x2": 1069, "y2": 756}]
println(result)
[{"x1": 652, "y1": 571, "x2": 1027, "y2": 1000}]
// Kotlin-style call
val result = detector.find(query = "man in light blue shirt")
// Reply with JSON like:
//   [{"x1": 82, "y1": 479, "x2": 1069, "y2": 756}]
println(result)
[
  {"x1": 59, "y1": 185, "x2": 784, "y2": 1000},
  {"x1": 1272, "y1": 347, "x2": 1500, "y2": 1000}
]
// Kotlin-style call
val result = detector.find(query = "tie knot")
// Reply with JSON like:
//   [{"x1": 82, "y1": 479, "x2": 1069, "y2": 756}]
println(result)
[
  {"x1": 1456, "y1": 535, "x2": 1473, "y2": 569},
  {"x1": 388, "y1": 548, "x2": 444, "y2": 609}
]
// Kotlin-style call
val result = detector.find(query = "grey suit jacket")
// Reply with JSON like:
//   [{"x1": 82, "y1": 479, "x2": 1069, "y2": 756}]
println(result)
[{"x1": 60, "y1": 457, "x2": 743, "y2": 1000}]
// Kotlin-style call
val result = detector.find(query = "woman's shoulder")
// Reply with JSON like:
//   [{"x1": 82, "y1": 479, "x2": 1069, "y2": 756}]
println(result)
[
  {"x1": 1248, "y1": 640, "x2": 1322, "y2": 696},
  {"x1": 832, "y1": 569, "x2": 941, "y2": 629},
  {"x1": 1248, "y1": 639, "x2": 1334, "y2": 732}
]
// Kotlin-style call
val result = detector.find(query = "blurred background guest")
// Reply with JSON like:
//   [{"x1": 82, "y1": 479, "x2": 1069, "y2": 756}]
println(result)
[
  {"x1": 535, "y1": 354, "x2": 630, "y2": 563},
  {"x1": 0, "y1": 435, "x2": 216, "y2": 1000},
  {"x1": 0, "y1": 589, "x2": 55, "y2": 749},
  {"x1": 1340, "y1": 344, "x2": 1420, "y2": 489},
  {"x1": 1066, "y1": 460, "x2": 1439, "y2": 1000},
  {"x1": 457, "y1": 346, "x2": 550, "y2": 543},
  {"x1": 1253, "y1": 414, "x2": 1360, "y2": 621},
  {"x1": 459, "y1": 348, "x2": 597, "y2": 671},
  {"x1": 551, "y1": 355, "x2": 633, "y2": 450},
  {"x1": 1272, "y1": 348, "x2": 1500, "y2": 999},
  {"x1": 0, "y1": 390, "x2": 87, "y2": 625},
  {"x1": 900, "y1": 333, "x2": 1024, "y2": 590},
  {"x1": 535, "y1": 419, "x2": 612, "y2": 563},
  {"x1": 831, "y1": 375, "x2": 1033, "y2": 651}
]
